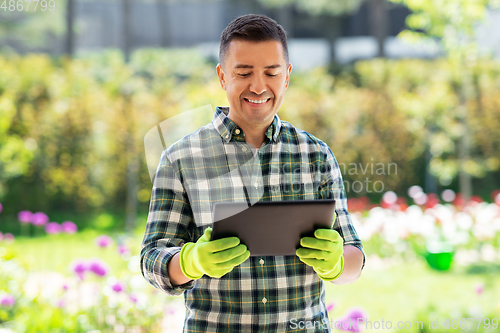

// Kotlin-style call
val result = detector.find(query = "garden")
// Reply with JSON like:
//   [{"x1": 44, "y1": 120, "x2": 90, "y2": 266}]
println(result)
[
  {"x1": 1, "y1": 187, "x2": 500, "y2": 332},
  {"x1": 1, "y1": 39, "x2": 500, "y2": 331}
]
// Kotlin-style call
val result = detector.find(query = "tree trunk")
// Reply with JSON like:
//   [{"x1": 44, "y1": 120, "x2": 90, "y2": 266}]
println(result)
[
  {"x1": 368, "y1": 0, "x2": 388, "y2": 58},
  {"x1": 157, "y1": 0, "x2": 170, "y2": 47},
  {"x1": 65, "y1": 0, "x2": 74, "y2": 56},
  {"x1": 458, "y1": 104, "x2": 472, "y2": 202},
  {"x1": 277, "y1": 5, "x2": 293, "y2": 38},
  {"x1": 122, "y1": 0, "x2": 132, "y2": 63}
]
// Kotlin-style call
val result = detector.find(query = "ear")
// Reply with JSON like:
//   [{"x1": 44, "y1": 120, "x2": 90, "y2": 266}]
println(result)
[
  {"x1": 216, "y1": 63, "x2": 226, "y2": 91},
  {"x1": 285, "y1": 63, "x2": 292, "y2": 90}
]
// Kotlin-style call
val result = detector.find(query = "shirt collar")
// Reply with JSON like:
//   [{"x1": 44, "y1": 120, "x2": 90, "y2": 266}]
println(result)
[{"x1": 212, "y1": 106, "x2": 282, "y2": 144}]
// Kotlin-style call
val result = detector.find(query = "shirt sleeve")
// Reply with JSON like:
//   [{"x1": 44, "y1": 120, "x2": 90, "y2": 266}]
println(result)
[
  {"x1": 140, "y1": 149, "x2": 196, "y2": 296},
  {"x1": 318, "y1": 146, "x2": 366, "y2": 270}
]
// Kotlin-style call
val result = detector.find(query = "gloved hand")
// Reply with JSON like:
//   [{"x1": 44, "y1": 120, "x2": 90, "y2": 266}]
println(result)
[
  {"x1": 296, "y1": 228, "x2": 344, "y2": 281},
  {"x1": 179, "y1": 227, "x2": 250, "y2": 280}
]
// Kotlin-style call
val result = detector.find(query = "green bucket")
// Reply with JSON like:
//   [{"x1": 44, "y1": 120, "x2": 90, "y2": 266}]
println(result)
[{"x1": 424, "y1": 241, "x2": 454, "y2": 271}]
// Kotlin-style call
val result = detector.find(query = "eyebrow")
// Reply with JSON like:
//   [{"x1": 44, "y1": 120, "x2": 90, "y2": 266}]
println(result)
[{"x1": 234, "y1": 64, "x2": 282, "y2": 69}]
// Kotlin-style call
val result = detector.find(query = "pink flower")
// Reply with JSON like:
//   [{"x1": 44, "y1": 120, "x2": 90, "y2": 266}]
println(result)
[
  {"x1": 56, "y1": 299, "x2": 65, "y2": 308},
  {"x1": 95, "y1": 235, "x2": 113, "y2": 248},
  {"x1": 70, "y1": 259, "x2": 88, "y2": 280},
  {"x1": 475, "y1": 283, "x2": 484, "y2": 295},
  {"x1": 61, "y1": 221, "x2": 78, "y2": 234},
  {"x1": 111, "y1": 281, "x2": 125, "y2": 293},
  {"x1": 45, "y1": 222, "x2": 61, "y2": 234},
  {"x1": 3, "y1": 233, "x2": 14, "y2": 243},
  {"x1": 0, "y1": 203, "x2": 2, "y2": 213},
  {"x1": 18, "y1": 210, "x2": 33, "y2": 223},
  {"x1": 118, "y1": 244, "x2": 130, "y2": 255},
  {"x1": 88, "y1": 258, "x2": 109, "y2": 277},
  {"x1": 326, "y1": 301, "x2": 336, "y2": 312},
  {"x1": 0, "y1": 232, "x2": 3, "y2": 241},
  {"x1": 0, "y1": 294, "x2": 15, "y2": 307},
  {"x1": 31, "y1": 212, "x2": 49, "y2": 226},
  {"x1": 129, "y1": 293, "x2": 138, "y2": 303}
]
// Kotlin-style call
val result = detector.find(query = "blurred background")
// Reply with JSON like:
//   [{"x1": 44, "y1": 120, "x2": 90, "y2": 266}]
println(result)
[{"x1": 1, "y1": 0, "x2": 500, "y2": 332}]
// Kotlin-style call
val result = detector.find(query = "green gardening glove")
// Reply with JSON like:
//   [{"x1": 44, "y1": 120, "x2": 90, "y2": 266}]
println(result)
[
  {"x1": 179, "y1": 227, "x2": 250, "y2": 280},
  {"x1": 296, "y1": 229, "x2": 344, "y2": 281}
]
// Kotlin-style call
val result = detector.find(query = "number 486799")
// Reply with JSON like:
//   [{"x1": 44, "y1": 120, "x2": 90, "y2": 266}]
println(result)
[{"x1": 1, "y1": 0, "x2": 56, "y2": 11}]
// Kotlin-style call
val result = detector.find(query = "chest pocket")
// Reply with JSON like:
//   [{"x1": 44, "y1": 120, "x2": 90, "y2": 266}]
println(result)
[{"x1": 269, "y1": 162, "x2": 320, "y2": 201}]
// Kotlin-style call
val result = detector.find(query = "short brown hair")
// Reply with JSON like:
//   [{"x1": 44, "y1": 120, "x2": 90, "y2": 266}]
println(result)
[{"x1": 219, "y1": 14, "x2": 289, "y2": 66}]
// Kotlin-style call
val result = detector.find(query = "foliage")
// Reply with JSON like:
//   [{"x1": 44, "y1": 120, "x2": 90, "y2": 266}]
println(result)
[
  {"x1": 257, "y1": 0, "x2": 363, "y2": 15},
  {"x1": 1, "y1": 50, "x2": 500, "y2": 220}
]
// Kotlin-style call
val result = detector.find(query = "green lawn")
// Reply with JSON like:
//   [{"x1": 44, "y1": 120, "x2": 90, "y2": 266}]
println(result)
[
  {"x1": 324, "y1": 256, "x2": 500, "y2": 332},
  {"x1": 5, "y1": 231, "x2": 500, "y2": 333}
]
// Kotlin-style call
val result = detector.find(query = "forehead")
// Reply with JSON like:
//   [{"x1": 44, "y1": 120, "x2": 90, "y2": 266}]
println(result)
[{"x1": 225, "y1": 39, "x2": 286, "y2": 67}]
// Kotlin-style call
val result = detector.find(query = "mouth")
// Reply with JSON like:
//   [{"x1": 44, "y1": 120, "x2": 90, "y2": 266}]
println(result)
[{"x1": 243, "y1": 97, "x2": 271, "y2": 106}]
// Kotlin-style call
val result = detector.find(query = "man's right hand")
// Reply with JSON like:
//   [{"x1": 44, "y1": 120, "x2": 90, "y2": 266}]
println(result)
[{"x1": 179, "y1": 227, "x2": 250, "y2": 279}]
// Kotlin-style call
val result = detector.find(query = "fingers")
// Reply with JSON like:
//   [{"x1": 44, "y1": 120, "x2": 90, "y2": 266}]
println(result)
[
  {"x1": 215, "y1": 249, "x2": 251, "y2": 269},
  {"x1": 314, "y1": 229, "x2": 342, "y2": 243},
  {"x1": 210, "y1": 244, "x2": 248, "y2": 264},
  {"x1": 296, "y1": 248, "x2": 330, "y2": 260},
  {"x1": 198, "y1": 227, "x2": 212, "y2": 243},
  {"x1": 205, "y1": 236, "x2": 241, "y2": 252},
  {"x1": 299, "y1": 237, "x2": 336, "y2": 252},
  {"x1": 297, "y1": 257, "x2": 330, "y2": 272}
]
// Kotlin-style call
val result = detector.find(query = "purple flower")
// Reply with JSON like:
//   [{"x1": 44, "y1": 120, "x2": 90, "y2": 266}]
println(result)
[
  {"x1": 3, "y1": 233, "x2": 14, "y2": 243},
  {"x1": 18, "y1": 210, "x2": 33, "y2": 223},
  {"x1": 118, "y1": 244, "x2": 130, "y2": 255},
  {"x1": 95, "y1": 235, "x2": 113, "y2": 248},
  {"x1": 31, "y1": 212, "x2": 49, "y2": 226},
  {"x1": 0, "y1": 294, "x2": 16, "y2": 307},
  {"x1": 337, "y1": 307, "x2": 367, "y2": 332},
  {"x1": 45, "y1": 222, "x2": 61, "y2": 234},
  {"x1": 88, "y1": 258, "x2": 109, "y2": 277},
  {"x1": 0, "y1": 203, "x2": 3, "y2": 213},
  {"x1": 61, "y1": 221, "x2": 78, "y2": 234},
  {"x1": 70, "y1": 259, "x2": 88, "y2": 280},
  {"x1": 111, "y1": 281, "x2": 125, "y2": 293}
]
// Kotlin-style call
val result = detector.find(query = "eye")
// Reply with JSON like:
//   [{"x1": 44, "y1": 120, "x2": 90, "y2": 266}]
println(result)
[
  {"x1": 238, "y1": 73, "x2": 250, "y2": 77},
  {"x1": 267, "y1": 73, "x2": 278, "y2": 77}
]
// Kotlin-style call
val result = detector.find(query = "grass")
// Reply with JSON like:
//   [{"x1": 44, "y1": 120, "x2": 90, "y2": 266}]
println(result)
[
  {"x1": 324, "y1": 255, "x2": 500, "y2": 332},
  {"x1": 3, "y1": 230, "x2": 500, "y2": 333}
]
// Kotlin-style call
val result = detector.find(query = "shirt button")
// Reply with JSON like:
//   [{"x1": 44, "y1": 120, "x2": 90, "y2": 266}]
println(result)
[
  {"x1": 262, "y1": 297, "x2": 267, "y2": 304},
  {"x1": 254, "y1": 182, "x2": 258, "y2": 188},
  {"x1": 259, "y1": 259, "x2": 264, "y2": 265},
  {"x1": 225, "y1": 134, "x2": 229, "y2": 139},
  {"x1": 235, "y1": 128, "x2": 241, "y2": 135},
  {"x1": 241, "y1": 146, "x2": 247, "y2": 152}
]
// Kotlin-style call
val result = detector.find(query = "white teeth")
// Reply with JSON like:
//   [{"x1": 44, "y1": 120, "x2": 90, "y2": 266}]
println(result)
[{"x1": 247, "y1": 99, "x2": 268, "y2": 104}]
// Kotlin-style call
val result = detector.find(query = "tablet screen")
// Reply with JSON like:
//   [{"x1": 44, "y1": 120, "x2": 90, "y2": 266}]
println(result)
[{"x1": 210, "y1": 200, "x2": 336, "y2": 256}]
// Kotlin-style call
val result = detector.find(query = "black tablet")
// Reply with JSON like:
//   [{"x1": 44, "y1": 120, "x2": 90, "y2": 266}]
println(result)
[{"x1": 210, "y1": 199, "x2": 336, "y2": 256}]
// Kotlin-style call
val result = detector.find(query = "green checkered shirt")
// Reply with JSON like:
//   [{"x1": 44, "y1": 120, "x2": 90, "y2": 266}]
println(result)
[{"x1": 141, "y1": 106, "x2": 364, "y2": 332}]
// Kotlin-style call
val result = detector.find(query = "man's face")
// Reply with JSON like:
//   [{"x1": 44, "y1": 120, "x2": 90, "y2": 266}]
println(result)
[{"x1": 216, "y1": 39, "x2": 292, "y2": 130}]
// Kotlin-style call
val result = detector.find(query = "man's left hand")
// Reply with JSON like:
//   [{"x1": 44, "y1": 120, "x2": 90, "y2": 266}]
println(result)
[{"x1": 296, "y1": 229, "x2": 344, "y2": 281}]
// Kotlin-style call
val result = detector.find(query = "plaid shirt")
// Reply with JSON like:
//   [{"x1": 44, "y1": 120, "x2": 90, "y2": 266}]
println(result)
[{"x1": 141, "y1": 106, "x2": 364, "y2": 332}]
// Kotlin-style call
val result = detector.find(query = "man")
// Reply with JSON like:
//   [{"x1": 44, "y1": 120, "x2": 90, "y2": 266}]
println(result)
[{"x1": 141, "y1": 14, "x2": 365, "y2": 332}]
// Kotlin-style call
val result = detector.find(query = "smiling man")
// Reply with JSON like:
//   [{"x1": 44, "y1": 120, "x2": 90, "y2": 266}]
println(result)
[{"x1": 141, "y1": 14, "x2": 365, "y2": 332}]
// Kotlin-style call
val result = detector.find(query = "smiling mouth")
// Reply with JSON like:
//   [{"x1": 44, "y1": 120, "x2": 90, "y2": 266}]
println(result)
[{"x1": 244, "y1": 98, "x2": 271, "y2": 105}]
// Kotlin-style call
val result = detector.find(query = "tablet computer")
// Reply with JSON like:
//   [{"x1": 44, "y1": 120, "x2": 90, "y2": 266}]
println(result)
[{"x1": 210, "y1": 199, "x2": 336, "y2": 256}]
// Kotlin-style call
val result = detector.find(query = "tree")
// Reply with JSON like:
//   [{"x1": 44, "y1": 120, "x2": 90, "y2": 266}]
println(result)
[
  {"x1": 388, "y1": 0, "x2": 500, "y2": 199},
  {"x1": 257, "y1": 0, "x2": 365, "y2": 62}
]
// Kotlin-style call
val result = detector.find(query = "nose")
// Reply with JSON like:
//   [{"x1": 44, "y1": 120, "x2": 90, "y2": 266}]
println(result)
[{"x1": 249, "y1": 74, "x2": 267, "y2": 95}]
